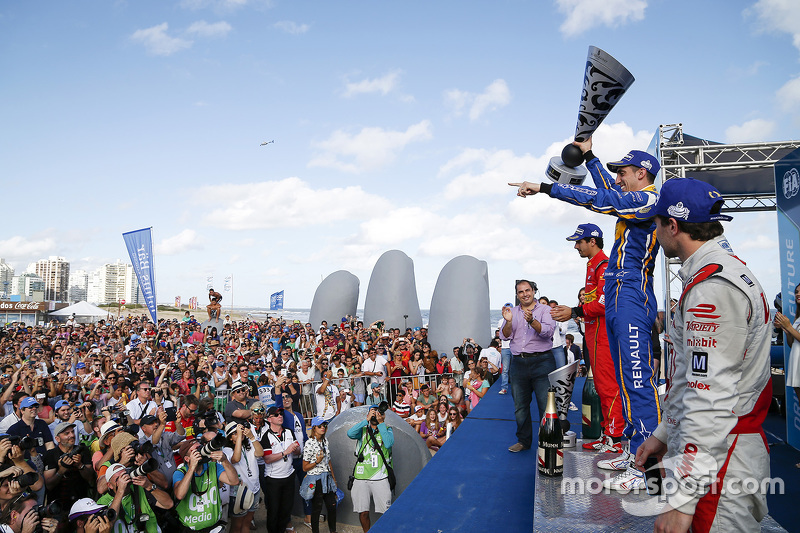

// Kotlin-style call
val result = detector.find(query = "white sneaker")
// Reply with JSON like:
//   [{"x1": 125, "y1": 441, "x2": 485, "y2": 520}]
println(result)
[
  {"x1": 597, "y1": 449, "x2": 632, "y2": 470},
  {"x1": 602, "y1": 462, "x2": 646, "y2": 493},
  {"x1": 568, "y1": 402, "x2": 578, "y2": 411}
]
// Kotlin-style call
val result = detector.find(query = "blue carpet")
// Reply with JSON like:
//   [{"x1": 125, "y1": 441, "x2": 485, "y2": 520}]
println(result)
[{"x1": 370, "y1": 377, "x2": 796, "y2": 532}]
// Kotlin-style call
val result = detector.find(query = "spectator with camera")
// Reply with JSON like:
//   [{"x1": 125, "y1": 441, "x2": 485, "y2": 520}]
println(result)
[
  {"x1": 222, "y1": 422, "x2": 262, "y2": 533},
  {"x1": 68, "y1": 498, "x2": 114, "y2": 533},
  {"x1": 42, "y1": 421, "x2": 94, "y2": 506},
  {"x1": 47, "y1": 401, "x2": 93, "y2": 444},
  {"x1": 97, "y1": 463, "x2": 172, "y2": 533},
  {"x1": 138, "y1": 412, "x2": 184, "y2": 488},
  {"x1": 172, "y1": 431, "x2": 238, "y2": 532},
  {"x1": 0, "y1": 438, "x2": 44, "y2": 503},
  {"x1": 0, "y1": 492, "x2": 57, "y2": 533},
  {"x1": 8, "y1": 398, "x2": 53, "y2": 459},
  {"x1": 260, "y1": 406, "x2": 300, "y2": 533},
  {"x1": 346, "y1": 403, "x2": 394, "y2": 533}
]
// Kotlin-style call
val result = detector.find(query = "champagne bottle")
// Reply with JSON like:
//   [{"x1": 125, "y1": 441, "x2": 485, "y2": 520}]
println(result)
[
  {"x1": 582, "y1": 367, "x2": 602, "y2": 440},
  {"x1": 538, "y1": 387, "x2": 563, "y2": 477}
]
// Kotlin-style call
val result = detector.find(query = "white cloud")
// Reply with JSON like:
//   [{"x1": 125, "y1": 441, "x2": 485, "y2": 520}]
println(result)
[
  {"x1": 737, "y1": 234, "x2": 777, "y2": 251},
  {"x1": 556, "y1": 0, "x2": 647, "y2": 37},
  {"x1": 776, "y1": 76, "x2": 800, "y2": 111},
  {"x1": 186, "y1": 20, "x2": 232, "y2": 38},
  {"x1": 131, "y1": 23, "x2": 192, "y2": 56},
  {"x1": 748, "y1": 0, "x2": 800, "y2": 53},
  {"x1": 155, "y1": 229, "x2": 204, "y2": 255},
  {"x1": 0, "y1": 236, "x2": 57, "y2": 267},
  {"x1": 724, "y1": 118, "x2": 776, "y2": 143},
  {"x1": 358, "y1": 208, "x2": 443, "y2": 245},
  {"x1": 274, "y1": 21, "x2": 309, "y2": 35},
  {"x1": 444, "y1": 79, "x2": 510, "y2": 121},
  {"x1": 344, "y1": 70, "x2": 401, "y2": 98},
  {"x1": 309, "y1": 120, "x2": 433, "y2": 173},
  {"x1": 195, "y1": 177, "x2": 393, "y2": 230}
]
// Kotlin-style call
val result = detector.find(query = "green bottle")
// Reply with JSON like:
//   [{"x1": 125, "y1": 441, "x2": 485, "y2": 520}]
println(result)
[{"x1": 581, "y1": 367, "x2": 602, "y2": 441}]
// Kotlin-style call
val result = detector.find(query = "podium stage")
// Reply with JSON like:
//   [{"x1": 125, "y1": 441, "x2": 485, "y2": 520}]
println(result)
[{"x1": 369, "y1": 378, "x2": 793, "y2": 533}]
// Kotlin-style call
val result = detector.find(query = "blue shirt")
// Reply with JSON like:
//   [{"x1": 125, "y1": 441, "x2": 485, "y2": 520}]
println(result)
[{"x1": 499, "y1": 303, "x2": 555, "y2": 355}]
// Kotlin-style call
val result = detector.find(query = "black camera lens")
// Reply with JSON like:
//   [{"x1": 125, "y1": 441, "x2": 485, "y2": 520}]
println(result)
[
  {"x1": 128, "y1": 457, "x2": 158, "y2": 478},
  {"x1": 200, "y1": 435, "x2": 225, "y2": 458}
]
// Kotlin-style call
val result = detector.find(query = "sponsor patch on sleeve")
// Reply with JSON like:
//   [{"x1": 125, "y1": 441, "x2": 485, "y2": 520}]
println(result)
[{"x1": 691, "y1": 351, "x2": 708, "y2": 375}]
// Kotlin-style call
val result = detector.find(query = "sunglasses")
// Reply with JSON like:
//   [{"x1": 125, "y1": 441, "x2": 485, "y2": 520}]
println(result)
[
  {"x1": 316, "y1": 422, "x2": 329, "y2": 429},
  {"x1": 252, "y1": 409, "x2": 265, "y2": 414}
]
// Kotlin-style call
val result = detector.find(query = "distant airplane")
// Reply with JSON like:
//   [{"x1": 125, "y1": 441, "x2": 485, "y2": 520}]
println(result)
[{"x1": 260, "y1": 140, "x2": 274, "y2": 146}]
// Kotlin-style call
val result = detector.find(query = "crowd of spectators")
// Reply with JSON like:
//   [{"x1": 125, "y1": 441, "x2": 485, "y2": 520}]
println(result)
[{"x1": 0, "y1": 311, "x2": 502, "y2": 533}]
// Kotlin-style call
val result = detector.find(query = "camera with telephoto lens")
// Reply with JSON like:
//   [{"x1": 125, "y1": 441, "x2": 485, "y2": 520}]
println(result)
[
  {"x1": 370, "y1": 401, "x2": 390, "y2": 424},
  {"x1": 8, "y1": 471, "x2": 39, "y2": 488},
  {"x1": 129, "y1": 440, "x2": 153, "y2": 456},
  {"x1": 34, "y1": 500, "x2": 64, "y2": 533},
  {"x1": 93, "y1": 508, "x2": 117, "y2": 522},
  {"x1": 127, "y1": 457, "x2": 158, "y2": 478},
  {"x1": 202, "y1": 411, "x2": 219, "y2": 430},
  {"x1": 199, "y1": 435, "x2": 225, "y2": 460},
  {"x1": 3, "y1": 435, "x2": 43, "y2": 451},
  {"x1": 60, "y1": 444, "x2": 88, "y2": 466}
]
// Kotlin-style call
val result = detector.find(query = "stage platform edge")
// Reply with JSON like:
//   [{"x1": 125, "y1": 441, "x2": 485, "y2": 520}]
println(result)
[{"x1": 533, "y1": 443, "x2": 788, "y2": 532}]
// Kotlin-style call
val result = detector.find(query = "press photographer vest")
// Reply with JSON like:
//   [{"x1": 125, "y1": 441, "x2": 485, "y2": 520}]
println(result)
[
  {"x1": 354, "y1": 428, "x2": 392, "y2": 481},
  {"x1": 175, "y1": 462, "x2": 222, "y2": 530}
]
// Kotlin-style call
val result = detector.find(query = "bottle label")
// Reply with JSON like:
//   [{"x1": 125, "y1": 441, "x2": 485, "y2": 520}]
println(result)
[
  {"x1": 582, "y1": 404, "x2": 592, "y2": 426},
  {"x1": 537, "y1": 446, "x2": 564, "y2": 476}
]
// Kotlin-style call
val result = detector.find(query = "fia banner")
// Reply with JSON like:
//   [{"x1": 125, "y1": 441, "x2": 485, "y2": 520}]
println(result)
[
  {"x1": 270, "y1": 290, "x2": 284, "y2": 311},
  {"x1": 775, "y1": 146, "x2": 800, "y2": 451},
  {"x1": 175, "y1": 296, "x2": 181, "y2": 308},
  {"x1": 224, "y1": 275, "x2": 232, "y2": 292},
  {"x1": 122, "y1": 228, "x2": 157, "y2": 324},
  {"x1": 189, "y1": 297, "x2": 197, "y2": 310}
]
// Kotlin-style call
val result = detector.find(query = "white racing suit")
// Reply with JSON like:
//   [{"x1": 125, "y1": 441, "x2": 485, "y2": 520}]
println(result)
[{"x1": 655, "y1": 236, "x2": 772, "y2": 533}]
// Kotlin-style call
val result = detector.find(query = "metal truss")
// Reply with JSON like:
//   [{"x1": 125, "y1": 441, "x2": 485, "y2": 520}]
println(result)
[{"x1": 658, "y1": 123, "x2": 800, "y2": 317}]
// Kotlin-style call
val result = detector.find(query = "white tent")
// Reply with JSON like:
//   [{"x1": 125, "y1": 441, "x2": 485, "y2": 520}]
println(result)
[{"x1": 49, "y1": 301, "x2": 112, "y2": 323}]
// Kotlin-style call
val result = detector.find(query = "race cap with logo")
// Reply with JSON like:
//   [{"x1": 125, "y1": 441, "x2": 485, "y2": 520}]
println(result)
[
  {"x1": 566, "y1": 223, "x2": 603, "y2": 241},
  {"x1": 69, "y1": 498, "x2": 108, "y2": 521},
  {"x1": 653, "y1": 177, "x2": 733, "y2": 223},
  {"x1": 606, "y1": 149, "x2": 661, "y2": 176}
]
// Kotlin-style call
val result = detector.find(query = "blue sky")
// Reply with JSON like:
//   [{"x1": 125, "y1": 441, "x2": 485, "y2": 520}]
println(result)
[{"x1": 1, "y1": 0, "x2": 799, "y2": 310}]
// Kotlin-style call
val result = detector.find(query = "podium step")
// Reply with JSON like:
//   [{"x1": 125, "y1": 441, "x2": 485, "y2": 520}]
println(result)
[{"x1": 533, "y1": 442, "x2": 787, "y2": 532}]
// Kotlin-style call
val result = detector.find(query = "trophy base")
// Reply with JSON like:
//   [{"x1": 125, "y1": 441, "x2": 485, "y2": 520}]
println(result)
[
  {"x1": 562, "y1": 430, "x2": 577, "y2": 448},
  {"x1": 546, "y1": 157, "x2": 587, "y2": 186}
]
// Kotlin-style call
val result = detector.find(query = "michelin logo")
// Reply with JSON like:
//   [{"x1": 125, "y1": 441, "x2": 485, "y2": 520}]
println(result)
[
  {"x1": 641, "y1": 159, "x2": 652, "y2": 171},
  {"x1": 667, "y1": 202, "x2": 690, "y2": 220},
  {"x1": 783, "y1": 167, "x2": 799, "y2": 200}
]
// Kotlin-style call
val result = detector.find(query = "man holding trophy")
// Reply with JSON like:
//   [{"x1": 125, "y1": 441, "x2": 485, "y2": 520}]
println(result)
[{"x1": 509, "y1": 47, "x2": 661, "y2": 492}]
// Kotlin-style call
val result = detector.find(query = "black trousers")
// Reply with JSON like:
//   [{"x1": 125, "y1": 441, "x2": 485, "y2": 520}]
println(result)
[
  {"x1": 264, "y1": 474, "x2": 295, "y2": 533},
  {"x1": 310, "y1": 484, "x2": 337, "y2": 533}
]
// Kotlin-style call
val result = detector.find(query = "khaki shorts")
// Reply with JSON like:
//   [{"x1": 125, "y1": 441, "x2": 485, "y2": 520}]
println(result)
[{"x1": 351, "y1": 478, "x2": 392, "y2": 514}]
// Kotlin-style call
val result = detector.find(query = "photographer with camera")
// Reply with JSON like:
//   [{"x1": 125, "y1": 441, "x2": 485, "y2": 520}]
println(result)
[
  {"x1": 109, "y1": 432, "x2": 168, "y2": 492},
  {"x1": 0, "y1": 493, "x2": 57, "y2": 533},
  {"x1": 260, "y1": 406, "x2": 300, "y2": 533},
  {"x1": 172, "y1": 430, "x2": 238, "y2": 532},
  {"x1": 42, "y1": 422, "x2": 94, "y2": 506},
  {"x1": 0, "y1": 438, "x2": 44, "y2": 508},
  {"x1": 97, "y1": 463, "x2": 172, "y2": 533},
  {"x1": 68, "y1": 499, "x2": 114, "y2": 533},
  {"x1": 346, "y1": 403, "x2": 394, "y2": 533},
  {"x1": 7, "y1": 399, "x2": 52, "y2": 457},
  {"x1": 47, "y1": 401, "x2": 93, "y2": 445},
  {"x1": 138, "y1": 412, "x2": 183, "y2": 488},
  {"x1": 222, "y1": 422, "x2": 262, "y2": 533}
]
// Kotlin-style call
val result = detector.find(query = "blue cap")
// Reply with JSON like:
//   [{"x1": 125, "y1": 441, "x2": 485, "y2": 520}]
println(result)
[
  {"x1": 606, "y1": 149, "x2": 661, "y2": 176},
  {"x1": 20, "y1": 397, "x2": 39, "y2": 409},
  {"x1": 368, "y1": 404, "x2": 380, "y2": 410},
  {"x1": 566, "y1": 223, "x2": 603, "y2": 241},
  {"x1": 75, "y1": 362, "x2": 86, "y2": 369},
  {"x1": 654, "y1": 178, "x2": 733, "y2": 223},
  {"x1": 310, "y1": 416, "x2": 328, "y2": 427},
  {"x1": 55, "y1": 400, "x2": 70, "y2": 410}
]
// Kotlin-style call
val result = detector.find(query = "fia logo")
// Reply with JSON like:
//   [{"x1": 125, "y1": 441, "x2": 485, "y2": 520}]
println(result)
[{"x1": 783, "y1": 167, "x2": 800, "y2": 200}]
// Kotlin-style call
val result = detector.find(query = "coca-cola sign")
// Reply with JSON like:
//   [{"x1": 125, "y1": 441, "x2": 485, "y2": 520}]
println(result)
[{"x1": 0, "y1": 301, "x2": 47, "y2": 312}]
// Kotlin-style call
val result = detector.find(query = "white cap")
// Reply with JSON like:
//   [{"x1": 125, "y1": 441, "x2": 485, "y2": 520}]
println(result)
[{"x1": 105, "y1": 463, "x2": 126, "y2": 483}]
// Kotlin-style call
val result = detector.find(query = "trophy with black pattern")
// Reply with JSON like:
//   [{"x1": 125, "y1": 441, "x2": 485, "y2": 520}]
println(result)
[{"x1": 546, "y1": 46, "x2": 635, "y2": 186}]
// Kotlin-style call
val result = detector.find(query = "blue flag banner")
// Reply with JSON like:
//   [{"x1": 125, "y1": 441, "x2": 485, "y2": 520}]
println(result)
[
  {"x1": 122, "y1": 228, "x2": 158, "y2": 324},
  {"x1": 270, "y1": 290, "x2": 284, "y2": 311},
  {"x1": 775, "y1": 146, "x2": 800, "y2": 451}
]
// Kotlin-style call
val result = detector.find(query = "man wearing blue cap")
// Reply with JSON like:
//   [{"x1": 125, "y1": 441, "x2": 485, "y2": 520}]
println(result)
[
  {"x1": 509, "y1": 138, "x2": 661, "y2": 490},
  {"x1": 635, "y1": 178, "x2": 771, "y2": 532},
  {"x1": 552, "y1": 223, "x2": 625, "y2": 454}
]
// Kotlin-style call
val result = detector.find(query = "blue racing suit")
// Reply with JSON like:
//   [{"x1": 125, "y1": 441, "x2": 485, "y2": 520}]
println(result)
[{"x1": 539, "y1": 152, "x2": 661, "y2": 454}]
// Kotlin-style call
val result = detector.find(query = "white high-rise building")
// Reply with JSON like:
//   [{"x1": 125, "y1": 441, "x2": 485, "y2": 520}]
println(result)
[
  {"x1": 34, "y1": 256, "x2": 70, "y2": 301},
  {"x1": 68, "y1": 269, "x2": 89, "y2": 302},
  {"x1": 86, "y1": 261, "x2": 144, "y2": 305},
  {"x1": 11, "y1": 273, "x2": 45, "y2": 299},
  {"x1": 0, "y1": 259, "x2": 14, "y2": 298}
]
